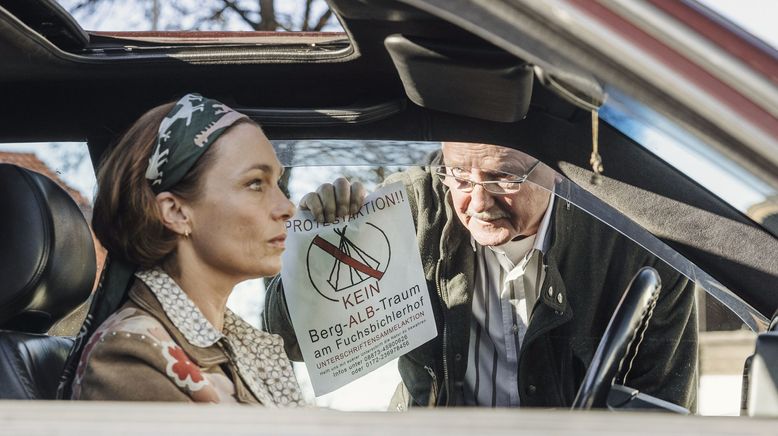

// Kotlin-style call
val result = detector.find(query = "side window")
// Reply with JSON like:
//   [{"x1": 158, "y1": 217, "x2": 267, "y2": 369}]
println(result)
[
  {"x1": 256, "y1": 140, "x2": 693, "y2": 412},
  {"x1": 259, "y1": 140, "x2": 765, "y2": 414}
]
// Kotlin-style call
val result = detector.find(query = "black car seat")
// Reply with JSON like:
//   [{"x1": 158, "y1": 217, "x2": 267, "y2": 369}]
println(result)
[{"x1": 0, "y1": 163, "x2": 96, "y2": 399}]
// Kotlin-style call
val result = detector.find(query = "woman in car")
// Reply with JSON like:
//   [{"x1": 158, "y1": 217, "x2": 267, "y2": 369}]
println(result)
[{"x1": 69, "y1": 94, "x2": 304, "y2": 405}]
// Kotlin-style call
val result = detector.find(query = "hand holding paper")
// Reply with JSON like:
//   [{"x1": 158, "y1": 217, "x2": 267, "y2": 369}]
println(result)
[
  {"x1": 281, "y1": 182, "x2": 438, "y2": 396},
  {"x1": 299, "y1": 177, "x2": 365, "y2": 223}
]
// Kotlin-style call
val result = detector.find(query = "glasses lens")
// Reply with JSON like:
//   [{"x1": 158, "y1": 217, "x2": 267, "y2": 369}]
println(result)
[
  {"x1": 450, "y1": 167, "x2": 470, "y2": 179},
  {"x1": 435, "y1": 167, "x2": 526, "y2": 193},
  {"x1": 491, "y1": 181, "x2": 522, "y2": 194},
  {"x1": 435, "y1": 167, "x2": 461, "y2": 183},
  {"x1": 453, "y1": 176, "x2": 474, "y2": 192}
]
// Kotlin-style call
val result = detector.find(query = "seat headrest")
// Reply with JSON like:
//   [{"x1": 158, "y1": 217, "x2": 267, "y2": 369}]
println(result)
[{"x1": 0, "y1": 164, "x2": 96, "y2": 333}]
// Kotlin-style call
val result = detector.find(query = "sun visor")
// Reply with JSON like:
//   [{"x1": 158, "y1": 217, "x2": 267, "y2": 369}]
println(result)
[
  {"x1": 385, "y1": 34, "x2": 532, "y2": 123},
  {"x1": 533, "y1": 65, "x2": 605, "y2": 111}
]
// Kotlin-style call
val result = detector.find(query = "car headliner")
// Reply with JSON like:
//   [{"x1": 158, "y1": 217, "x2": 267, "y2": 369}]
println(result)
[{"x1": 0, "y1": 0, "x2": 776, "y2": 318}]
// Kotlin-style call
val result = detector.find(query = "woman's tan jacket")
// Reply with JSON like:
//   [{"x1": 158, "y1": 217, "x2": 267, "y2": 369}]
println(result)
[{"x1": 72, "y1": 268, "x2": 305, "y2": 405}]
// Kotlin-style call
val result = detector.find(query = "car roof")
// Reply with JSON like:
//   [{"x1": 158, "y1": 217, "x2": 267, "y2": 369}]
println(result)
[
  {"x1": 0, "y1": 0, "x2": 776, "y2": 317},
  {"x1": 0, "y1": 1, "x2": 567, "y2": 145}
]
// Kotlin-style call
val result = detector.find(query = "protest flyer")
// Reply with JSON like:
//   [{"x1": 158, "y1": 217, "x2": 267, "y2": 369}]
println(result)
[{"x1": 280, "y1": 182, "x2": 438, "y2": 396}]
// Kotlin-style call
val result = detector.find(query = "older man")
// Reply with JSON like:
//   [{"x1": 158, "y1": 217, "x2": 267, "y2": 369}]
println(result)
[{"x1": 264, "y1": 142, "x2": 697, "y2": 410}]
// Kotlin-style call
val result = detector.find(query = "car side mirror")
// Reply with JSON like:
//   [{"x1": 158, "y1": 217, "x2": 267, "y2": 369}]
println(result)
[{"x1": 741, "y1": 312, "x2": 778, "y2": 417}]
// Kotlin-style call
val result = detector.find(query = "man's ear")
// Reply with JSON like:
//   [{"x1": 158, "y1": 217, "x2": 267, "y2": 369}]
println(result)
[{"x1": 156, "y1": 192, "x2": 191, "y2": 236}]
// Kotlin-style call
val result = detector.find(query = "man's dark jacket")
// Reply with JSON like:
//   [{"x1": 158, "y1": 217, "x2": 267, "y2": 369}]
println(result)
[{"x1": 264, "y1": 166, "x2": 698, "y2": 410}]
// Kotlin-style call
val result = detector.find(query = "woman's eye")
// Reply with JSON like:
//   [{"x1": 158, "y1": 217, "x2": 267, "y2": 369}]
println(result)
[{"x1": 248, "y1": 180, "x2": 264, "y2": 191}]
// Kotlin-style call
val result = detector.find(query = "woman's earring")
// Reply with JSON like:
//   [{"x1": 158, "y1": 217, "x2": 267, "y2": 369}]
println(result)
[{"x1": 184, "y1": 230, "x2": 191, "y2": 238}]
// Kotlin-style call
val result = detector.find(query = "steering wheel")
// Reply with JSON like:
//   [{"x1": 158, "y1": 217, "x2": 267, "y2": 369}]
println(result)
[{"x1": 571, "y1": 267, "x2": 662, "y2": 410}]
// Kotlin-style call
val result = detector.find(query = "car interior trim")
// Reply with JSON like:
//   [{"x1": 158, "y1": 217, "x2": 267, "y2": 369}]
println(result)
[{"x1": 238, "y1": 99, "x2": 407, "y2": 126}]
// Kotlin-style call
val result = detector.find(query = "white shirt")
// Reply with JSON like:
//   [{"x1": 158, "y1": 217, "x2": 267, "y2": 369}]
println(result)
[{"x1": 463, "y1": 201, "x2": 554, "y2": 407}]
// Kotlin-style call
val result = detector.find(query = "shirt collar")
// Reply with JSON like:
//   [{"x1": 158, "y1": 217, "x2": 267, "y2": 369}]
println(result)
[
  {"x1": 135, "y1": 268, "x2": 223, "y2": 348},
  {"x1": 533, "y1": 195, "x2": 555, "y2": 254}
]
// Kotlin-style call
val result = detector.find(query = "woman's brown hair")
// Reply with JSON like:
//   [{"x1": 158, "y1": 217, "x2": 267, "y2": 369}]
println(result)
[{"x1": 91, "y1": 102, "x2": 225, "y2": 269}]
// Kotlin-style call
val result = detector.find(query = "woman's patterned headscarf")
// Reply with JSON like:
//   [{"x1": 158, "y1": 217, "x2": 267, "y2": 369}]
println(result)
[{"x1": 146, "y1": 93, "x2": 248, "y2": 193}]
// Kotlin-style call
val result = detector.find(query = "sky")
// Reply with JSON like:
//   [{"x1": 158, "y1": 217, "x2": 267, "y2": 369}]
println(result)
[{"x1": 700, "y1": 0, "x2": 778, "y2": 47}]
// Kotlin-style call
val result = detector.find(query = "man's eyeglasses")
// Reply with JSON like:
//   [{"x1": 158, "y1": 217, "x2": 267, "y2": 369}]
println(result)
[{"x1": 433, "y1": 160, "x2": 541, "y2": 194}]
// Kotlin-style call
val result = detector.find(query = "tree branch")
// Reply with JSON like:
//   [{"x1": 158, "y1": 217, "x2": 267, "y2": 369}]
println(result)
[
  {"x1": 302, "y1": 0, "x2": 313, "y2": 31},
  {"x1": 258, "y1": 0, "x2": 277, "y2": 31},
  {"x1": 273, "y1": 12, "x2": 294, "y2": 32},
  {"x1": 69, "y1": 0, "x2": 118, "y2": 16},
  {"x1": 191, "y1": 4, "x2": 231, "y2": 31},
  {"x1": 65, "y1": 0, "x2": 325, "y2": 33},
  {"x1": 312, "y1": 9, "x2": 333, "y2": 31},
  {"x1": 69, "y1": 0, "x2": 103, "y2": 12},
  {"x1": 221, "y1": 0, "x2": 260, "y2": 30}
]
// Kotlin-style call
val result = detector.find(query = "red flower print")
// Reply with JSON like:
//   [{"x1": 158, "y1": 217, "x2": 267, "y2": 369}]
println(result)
[{"x1": 167, "y1": 345, "x2": 204, "y2": 384}]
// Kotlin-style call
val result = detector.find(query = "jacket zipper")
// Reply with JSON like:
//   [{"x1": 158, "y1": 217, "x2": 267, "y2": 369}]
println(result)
[
  {"x1": 435, "y1": 258, "x2": 450, "y2": 406},
  {"x1": 424, "y1": 365, "x2": 439, "y2": 407}
]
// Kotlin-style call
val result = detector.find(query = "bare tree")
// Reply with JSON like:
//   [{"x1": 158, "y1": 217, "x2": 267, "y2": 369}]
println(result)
[{"x1": 63, "y1": 0, "x2": 339, "y2": 32}]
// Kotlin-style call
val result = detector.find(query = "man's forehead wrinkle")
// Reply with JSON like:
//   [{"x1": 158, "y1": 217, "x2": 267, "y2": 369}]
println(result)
[{"x1": 443, "y1": 143, "x2": 533, "y2": 173}]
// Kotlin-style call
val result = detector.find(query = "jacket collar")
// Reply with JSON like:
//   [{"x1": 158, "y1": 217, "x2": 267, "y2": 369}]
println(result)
[
  {"x1": 128, "y1": 273, "x2": 227, "y2": 367},
  {"x1": 536, "y1": 197, "x2": 574, "y2": 315},
  {"x1": 131, "y1": 268, "x2": 305, "y2": 406},
  {"x1": 135, "y1": 268, "x2": 223, "y2": 347}
]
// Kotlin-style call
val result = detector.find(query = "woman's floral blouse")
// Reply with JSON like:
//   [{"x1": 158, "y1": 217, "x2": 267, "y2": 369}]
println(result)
[{"x1": 72, "y1": 268, "x2": 305, "y2": 406}]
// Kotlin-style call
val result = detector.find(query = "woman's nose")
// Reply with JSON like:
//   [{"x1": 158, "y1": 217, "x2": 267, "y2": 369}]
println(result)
[{"x1": 273, "y1": 188, "x2": 295, "y2": 220}]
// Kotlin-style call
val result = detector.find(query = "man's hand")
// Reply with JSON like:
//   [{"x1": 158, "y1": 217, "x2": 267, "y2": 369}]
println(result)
[{"x1": 299, "y1": 177, "x2": 366, "y2": 223}]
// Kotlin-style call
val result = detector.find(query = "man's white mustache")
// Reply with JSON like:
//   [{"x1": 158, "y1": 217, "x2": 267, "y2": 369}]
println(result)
[{"x1": 466, "y1": 209, "x2": 509, "y2": 221}]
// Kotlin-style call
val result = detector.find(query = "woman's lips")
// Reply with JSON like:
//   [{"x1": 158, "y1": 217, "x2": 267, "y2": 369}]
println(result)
[{"x1": 268, "y1": 234, "x2": 287, "y2": 248}]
